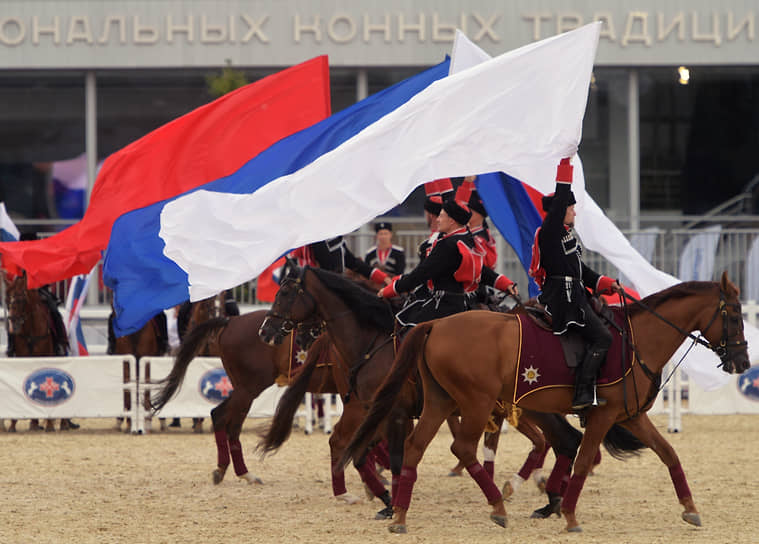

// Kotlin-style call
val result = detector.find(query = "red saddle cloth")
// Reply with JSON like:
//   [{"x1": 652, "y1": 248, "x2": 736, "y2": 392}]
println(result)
[{"x1": 513, "y1": 308, "x2": 635, "y2": 404}]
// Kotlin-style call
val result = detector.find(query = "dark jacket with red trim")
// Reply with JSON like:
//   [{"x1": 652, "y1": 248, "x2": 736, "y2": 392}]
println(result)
[
  {"x1": 385, "y1": 227, "x2": 474, "y2": 324},
  {"x1": 536, "y1": 179, "x2": 611, "y2": 334}
]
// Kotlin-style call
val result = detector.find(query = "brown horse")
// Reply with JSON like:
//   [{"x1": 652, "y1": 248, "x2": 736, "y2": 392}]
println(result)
[
  {"x1": 342, "y1": 272, "x2": 750, "y2": 533},
  {"x1": 150, "y1": 309, "x2": 356, "y2": 489},
  {"x1": 4, "y1": 273, "x2": 70, "y2": 432},
  {"x1": 258, "y1": 266, "x2": 597, "y2": 519}
]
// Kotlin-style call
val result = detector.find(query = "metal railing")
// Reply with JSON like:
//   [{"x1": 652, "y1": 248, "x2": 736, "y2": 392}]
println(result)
[{"x1": 19, "y1": 218, "x2": 759, "y2": 307}]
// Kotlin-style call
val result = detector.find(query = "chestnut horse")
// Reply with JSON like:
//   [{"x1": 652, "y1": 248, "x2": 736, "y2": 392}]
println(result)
[
  {"x1": 151, "y1": 309, "x2": 368, "y2": 492},
  {"x1": 258, "y1": 266, "x2": 608, "y2": 519},
  {"x1": 342, "y1": 272, "x2": 750, "y2": 533},
  {"x1": 4, "y1": 274, "x2": 70, "y2": 432}
]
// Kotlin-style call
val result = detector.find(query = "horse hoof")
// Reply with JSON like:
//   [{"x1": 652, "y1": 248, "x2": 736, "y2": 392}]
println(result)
[
  {"x1": 212, "y1": 469, "x2": 226, "y2": 485},
  {"x1": 566, "y1": 524, "x2": 583, "y2": 533},
  {"x1": 388, "y1": 524, "x2": 407, "y2": 534},
  {"x1": 447, "y1": 470, "x2": 463, "y2": 477},
  {"x1": 682, "y1": 511, "x2": 702, "y2": 527},
  {"x1": 335, "y1": 493, "x2": 362, "y2": 505},
  {"x1": 239, "y1": 472, "x2": 263, "y2": 485},
  {"x1": 490, "y1": 513, "x2": 507, "y2": 528},
  {"x1": 375, "y1": 507, "x2": 393, "y2": 520},
  {"x1": 502, "y1": 481, "x2": 514, "y2": 501}
]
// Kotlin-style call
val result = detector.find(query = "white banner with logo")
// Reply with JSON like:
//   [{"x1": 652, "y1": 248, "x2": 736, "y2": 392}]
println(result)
[
  {"x1": 688, "y1": 365, "x2": 759, "y2": 414},
  {"x1": 143, "y1": 356, "x2": 287, "y2": 419},
  {"x1": 0, "y1": 356, "x2": 132, "y2": 419}
]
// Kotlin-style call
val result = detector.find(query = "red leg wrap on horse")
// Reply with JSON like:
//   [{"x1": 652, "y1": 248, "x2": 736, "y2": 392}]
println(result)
[
  {"x1": 517, "y1": 449, "x2": 543, "y2": 480},
  {"x1": 484, "y1": 460, "x2": 495, "y2": 479},
  {"x1": 372, "y1": 440, "x2": 391, "y2": 470},
  {"x1": 214, "y1": 429, "x2": 230, "y2": 468},
  {"x1": 358, "y1": 462, "x2": 387, "y2": 498},
  {"x1": 545, "y1": 453, "x2": 572, "y2": 495},
  {"x1": 669, "y1": 463, "x2": 691, "y2": 500},
  {"x1": 536, "y1": 443, "x2": 550, "y2": 469},
  {"x1": 229, "y1": 439, "x2": 248, "y2": 476},
  {"x1": 561, "y1": 473, "x2": 587, "y2": 513},
  {"x1": 391, "y1": 474, "x2": 399, "y2": 506},
  {"x1": 466, "y1": 462, "x2": 502, "y2": 504},
  {"x1": 394, "y1": 466, "x2": 417, "y2": 510},
  {"x1": 332, "y1": 468, "x2": 347, "y2": 496}
]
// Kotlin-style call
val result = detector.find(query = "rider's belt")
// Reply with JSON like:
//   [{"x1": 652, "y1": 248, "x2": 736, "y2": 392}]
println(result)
[{"x1": 548, "y1": 275, "x2": 585, "y2": 287}]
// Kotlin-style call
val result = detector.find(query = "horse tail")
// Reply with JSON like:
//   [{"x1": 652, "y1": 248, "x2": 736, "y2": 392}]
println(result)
[
  {"x1": 339, "y1": 321, "x2": 433, "y2": 470},
  {"x1": 150, "y1": 317, "x2": 229, "y2": 412},
  {"x1": 256, "y1": 334, "x2": 329, "y2": 454},
  {"x1": 602, "y1": 423, "x2": 647, "y2": 460}
]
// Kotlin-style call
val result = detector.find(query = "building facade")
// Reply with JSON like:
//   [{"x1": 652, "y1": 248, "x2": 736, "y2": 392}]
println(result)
[{"x1": 1, "y1": 0, "x2": 758, "y2": 225}]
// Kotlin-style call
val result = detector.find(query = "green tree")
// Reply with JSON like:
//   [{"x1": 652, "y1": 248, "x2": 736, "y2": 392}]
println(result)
[{"x1": 205, "y1": 59, "x2": 248, "y2": 98}]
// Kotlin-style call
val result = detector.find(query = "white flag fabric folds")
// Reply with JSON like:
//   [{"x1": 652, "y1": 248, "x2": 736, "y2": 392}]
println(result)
[
  {"x1": 450, "y1": 29, "x2": 758, "y2": 390},
  {"x1": 160, "y1": 23, "x2": 602, "y2": 301}
]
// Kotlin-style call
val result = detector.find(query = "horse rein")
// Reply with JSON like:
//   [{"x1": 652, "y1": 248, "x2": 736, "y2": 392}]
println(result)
[{"x1": 619, "y1": 288, "x2": 746, "y2": 368}]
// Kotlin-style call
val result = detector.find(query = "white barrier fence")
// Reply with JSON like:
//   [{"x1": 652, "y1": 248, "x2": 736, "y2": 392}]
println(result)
[{"x1": 0, "y1": 355, "x2": 341, "y2": 434}]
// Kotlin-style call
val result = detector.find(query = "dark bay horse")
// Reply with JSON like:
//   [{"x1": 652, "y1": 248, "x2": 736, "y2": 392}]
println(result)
[
  {"x1": 150, "y1": 309, "x2": 344, "y2": 487},
  {"x1": 342, "y1": 272, "x2": 750, "y2": 533},
  {"x1": 257, "y1": 266, "x2": 595, "y2": 519},
  {"x1": 4, "y1": 273, "x2": 70, "y2": 432}
]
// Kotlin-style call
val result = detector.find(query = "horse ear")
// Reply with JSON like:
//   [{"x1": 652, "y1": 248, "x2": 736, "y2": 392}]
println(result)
[{"x1": 720, "y1": 270, "x2": 738, "y2": 296}]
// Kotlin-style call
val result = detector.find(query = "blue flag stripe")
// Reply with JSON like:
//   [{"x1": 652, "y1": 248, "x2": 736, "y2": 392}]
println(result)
[{"x1": 105, "y1": 58, "x2": 450, "y2": 335}]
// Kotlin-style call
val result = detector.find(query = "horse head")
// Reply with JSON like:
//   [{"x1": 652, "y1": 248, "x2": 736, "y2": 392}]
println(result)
[
  {"x1": 4, "y1": 272, "x2": 30, "y2": 334},
  {"x1": 708, "y1": 271, "x2": 750, "y2": 374},
  {"x1": 259, "y1": 266, "x2": 318, "y2": 345}
]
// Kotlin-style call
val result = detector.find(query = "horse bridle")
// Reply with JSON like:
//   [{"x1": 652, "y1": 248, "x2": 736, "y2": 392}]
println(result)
[
  {"x1": 267, "y1": 267, "x2": 352, "y2": 333},
  {"x1": 621, "y1": 288, "x2": 747, "y2": 368}
]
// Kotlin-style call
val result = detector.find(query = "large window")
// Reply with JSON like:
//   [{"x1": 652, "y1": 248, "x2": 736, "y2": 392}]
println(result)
[{"x1": 0, "y1": 71, "x2": 85, "y2": 219}]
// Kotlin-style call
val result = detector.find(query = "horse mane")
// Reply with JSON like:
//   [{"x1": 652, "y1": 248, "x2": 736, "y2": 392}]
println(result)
[
  {"x1": 627, "y1": 281, "x2": 717, "y2": 316},
  {"x1": 308, "y1": 267, "x2": 395, "y2": 333}
]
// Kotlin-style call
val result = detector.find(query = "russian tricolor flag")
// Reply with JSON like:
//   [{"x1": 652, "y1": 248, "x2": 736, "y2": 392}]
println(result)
[
  {"x1": 64, "y1": 270, "x2": 95, "y2": 356},
  {"x1": 104, "y1": 23, "x2": 601, "y2": 336}
]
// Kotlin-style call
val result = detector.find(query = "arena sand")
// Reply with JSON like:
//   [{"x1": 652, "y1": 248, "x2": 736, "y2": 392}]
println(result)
[{"x1": 0, "y1": 414, "x2": 755, "y2": 544}]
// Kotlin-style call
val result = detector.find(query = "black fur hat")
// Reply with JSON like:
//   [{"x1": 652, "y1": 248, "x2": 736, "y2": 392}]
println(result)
[{"x1": 442, "y1": 199, "x2": 472, "y2": 226}]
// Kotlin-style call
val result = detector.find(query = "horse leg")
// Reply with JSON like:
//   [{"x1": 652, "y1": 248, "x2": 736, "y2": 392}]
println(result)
[
  {"x1": 481, "y1": 412, "x2": 505, "y2": 480},
  {"x1": 503, "y1": 416, "x2": 546, "y2": 501},
  {"x1": 560, "y1": 410, "x2": 617, "y2": 532},
  {"x1": 210, "y1": 397, "x2": 231, "y2": 484},
  {"x1": 44, "y1": 418, "x2": 55, "y2": 432},
  {"x1": 328, "y1": 411, "x2": 363, "y2": 505},
  {"x1": 446, "y1": 414, "x2": 465, "y2": 476},
  {"x1": 621, "y1": 413, "x2": 701, "y2": 527},
  {"x1": 391, "y1": 406, "x2": 452, "y2": 534},
  {"x1": 9, "y1": 419, "x2": 18, "y2": 432},
  {"x1": 451, "y1": 408, "x2": 507, "y2": 528},
  {"x1": 226, "y1": 390, "x2": 262, "y2": 485}
]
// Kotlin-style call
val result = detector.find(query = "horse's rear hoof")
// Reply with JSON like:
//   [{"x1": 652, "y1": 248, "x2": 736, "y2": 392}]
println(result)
[
  {"x1": 490, "y1": 513, "x2": 507, "y2": 528},
  {"x1": 682, "y1": 511, "x2": 702, "y2": 526},
  {"x1": 239, "y1": 472, "x2": 263, "y2": 485},
  {"x1": 447, "y1": 470, "x2": 462, "y2": 477},
  {"x1": 388, "y1": 524, "x2": 407, "y2": 534},
  {"x1": 335, "y1": 493, "x2": 362, "y2": 505},
  {"x1": 531, "y1": 500, "x2": 561, "y2": 519},
  {"x1": 212, "y1": 467, "x2": 227, "y2": 485},
  {"x1": 566, "y1": 524, "x2": 583, "y2": 533},
  {"x1": 502, "y1": 481, "x2": 514, "y2": 501},
  {"x1": 375, "y1": 507, "x2": 393, "y2": 520}
]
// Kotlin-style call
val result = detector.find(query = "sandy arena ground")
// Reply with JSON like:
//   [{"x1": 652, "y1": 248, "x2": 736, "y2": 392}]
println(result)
[{"x1": 0, "y1": 414, "x2": 756, "y2": 544}]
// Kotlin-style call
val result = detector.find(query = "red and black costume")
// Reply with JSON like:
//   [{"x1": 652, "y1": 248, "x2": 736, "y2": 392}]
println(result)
[{"x1": 532, "y1": 158, "x2": 616, "y2": 410}]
